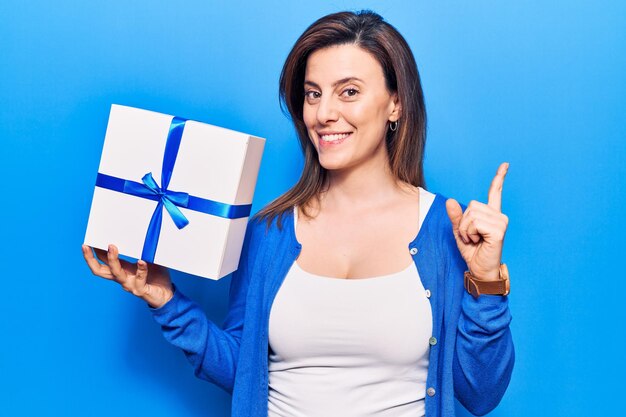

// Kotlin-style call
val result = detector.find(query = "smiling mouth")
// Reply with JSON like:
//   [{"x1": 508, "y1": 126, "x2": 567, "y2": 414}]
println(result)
[{"x1": 319, "y1": 132, "x2": 352, "y2": 144}]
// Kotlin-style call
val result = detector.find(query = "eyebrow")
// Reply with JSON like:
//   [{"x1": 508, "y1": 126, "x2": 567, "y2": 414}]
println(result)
[{"x1": 304, "y1": 77, "x2": 364, "y2": 89}]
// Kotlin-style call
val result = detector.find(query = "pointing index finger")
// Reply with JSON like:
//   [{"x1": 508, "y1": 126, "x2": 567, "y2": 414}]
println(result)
[{"x1": 487, "y1": 162, "x2": 509, "y2": 212}]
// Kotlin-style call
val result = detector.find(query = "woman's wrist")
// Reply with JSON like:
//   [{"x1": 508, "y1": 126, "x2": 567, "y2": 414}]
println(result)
[
  {"x1": 147, "y1": 285, "x2": 175, "y2": 309},
  {"x1": 464, "y1": 264, "x2": 510, "y2": 298}
]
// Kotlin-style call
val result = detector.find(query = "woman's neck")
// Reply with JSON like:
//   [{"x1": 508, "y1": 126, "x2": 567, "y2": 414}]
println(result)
[{"x1": 321, "y1": 151, "x2": 409, "y2": 212}]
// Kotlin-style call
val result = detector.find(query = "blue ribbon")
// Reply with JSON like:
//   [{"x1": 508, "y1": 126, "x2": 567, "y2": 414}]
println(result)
[{"x1": 95, "y1": 116, "x2": 252, "y2": 263}]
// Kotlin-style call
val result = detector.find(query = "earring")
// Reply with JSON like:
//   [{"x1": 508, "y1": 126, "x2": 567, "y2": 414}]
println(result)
[{"x1": 389, "y1": 120, "x2": 398, "y2": 132}]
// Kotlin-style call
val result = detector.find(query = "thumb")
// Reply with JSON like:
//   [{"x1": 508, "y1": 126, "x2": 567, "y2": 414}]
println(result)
[{"x1": 445, "y1": 198, "x2": 463, "y2": 237}]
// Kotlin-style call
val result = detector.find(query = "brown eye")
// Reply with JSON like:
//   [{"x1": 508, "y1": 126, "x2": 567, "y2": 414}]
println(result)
[
  {"x1": 341, "y1": 88, "x2": 359, "y2": 98},
  {"x1": 304, "y1": 90, "x2": 321, "y2": 101}
]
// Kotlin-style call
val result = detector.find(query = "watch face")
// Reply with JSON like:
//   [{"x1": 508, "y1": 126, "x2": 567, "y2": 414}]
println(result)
[
  {"x1": 503, "y1": 277, "x2": 510, "y2": 296},
  {"x1": 499, "y1": 263, "x2": 510, "y2": 281}
]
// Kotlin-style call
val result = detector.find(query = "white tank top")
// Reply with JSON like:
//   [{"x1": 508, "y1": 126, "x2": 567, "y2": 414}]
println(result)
[{"x1": 268, "y1": 188, "x2": 435, "y2": 417}]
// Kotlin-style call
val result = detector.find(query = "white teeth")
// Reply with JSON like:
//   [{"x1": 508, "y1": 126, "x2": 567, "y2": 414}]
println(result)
[{"x1": 320, "y1": 133, "x2": 350, "y2": 142}]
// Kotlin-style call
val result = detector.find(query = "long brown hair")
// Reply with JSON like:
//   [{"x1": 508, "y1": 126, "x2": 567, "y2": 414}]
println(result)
[{"x1": 255, "y1": 10, "x2": 427, "y2": 228}]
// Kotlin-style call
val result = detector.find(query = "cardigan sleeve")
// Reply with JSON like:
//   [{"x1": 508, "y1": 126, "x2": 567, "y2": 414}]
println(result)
[
  {"x1": 149, "y1": 218, "x2": 259, "y2": 393},
  {"x1": 446, "y1": 222, "x2": 515, "y2": 415}
]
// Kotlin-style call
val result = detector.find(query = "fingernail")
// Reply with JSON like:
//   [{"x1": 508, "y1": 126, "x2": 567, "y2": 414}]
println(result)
[{"x1": 108, "y1": 244, "x2": 113, "y2": 251}]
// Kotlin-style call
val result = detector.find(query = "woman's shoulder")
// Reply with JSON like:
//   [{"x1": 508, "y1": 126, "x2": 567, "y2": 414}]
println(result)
[
  {"x1": 419, "y1": 188, "x2": 460, "y2": 247},
  {"x1": 247, "y1": 206, "x2": 296, "y2": 243},
  {"x1": 420, "y1": 188, "x2": 448, "y2": 223},
  {"x1": 422, "y1": 187, "x2": 467, "y2": 216},
  {"x1": 422, "y1": 190, "x2": 471, "y2": 270}
]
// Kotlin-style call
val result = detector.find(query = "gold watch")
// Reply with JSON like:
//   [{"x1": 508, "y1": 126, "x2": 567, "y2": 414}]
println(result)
[{"x1": 464, "y1": 263, "x2": 510, "y2": 298}]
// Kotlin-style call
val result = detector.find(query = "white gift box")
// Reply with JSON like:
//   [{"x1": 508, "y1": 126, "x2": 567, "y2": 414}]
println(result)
[{"x1": 84, "y1": 104, "x2": 265, "y2": 279}]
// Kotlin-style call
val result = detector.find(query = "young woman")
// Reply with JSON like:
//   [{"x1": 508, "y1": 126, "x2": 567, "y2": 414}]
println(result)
[{"x1": 83, "y1": 10, "x2": 514, "y2": 417}]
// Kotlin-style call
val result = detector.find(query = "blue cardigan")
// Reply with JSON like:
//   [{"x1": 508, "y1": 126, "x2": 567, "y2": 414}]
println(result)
[{"x1": 151, "y1": 193, "x2": 514, "y2": 417}]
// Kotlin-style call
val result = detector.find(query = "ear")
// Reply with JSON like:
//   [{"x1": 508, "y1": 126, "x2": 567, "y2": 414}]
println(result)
[{"x1": 388, "y1": 92, "x2": 402, "y2": 122}]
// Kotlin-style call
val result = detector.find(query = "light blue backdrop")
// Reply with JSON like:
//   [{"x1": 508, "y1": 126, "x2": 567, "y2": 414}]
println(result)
[{"x1": 1, "y1": 1, "x2": 624, "y2": 416}]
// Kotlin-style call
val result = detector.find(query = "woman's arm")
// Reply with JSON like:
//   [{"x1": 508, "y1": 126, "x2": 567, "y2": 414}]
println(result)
[
  {"x1": 83, "y1": 218, "x2": 260, "y2": 394},
  {"x1": 450, "y1": 247, "x2": 515, "y2": 415},
  {"x1": 444, "y1": 163, "x2": 515, "y2": 414},
  {"x1": 149, "y1": 219, "x2": 258, "y2": 393}
]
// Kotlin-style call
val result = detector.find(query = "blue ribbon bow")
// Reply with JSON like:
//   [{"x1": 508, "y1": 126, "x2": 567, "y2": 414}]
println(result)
[
  {"x1": 124, "y1": 172, "x2": 190, "y2": 229},
  {"x1": 95, "y1": 115, "x2": 252, "y2": 263}
]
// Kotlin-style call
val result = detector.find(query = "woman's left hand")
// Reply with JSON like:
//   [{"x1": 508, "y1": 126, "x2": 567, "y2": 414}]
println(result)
[{"x1": 445, "y1": 163, "x2": 509, "y2": 281}]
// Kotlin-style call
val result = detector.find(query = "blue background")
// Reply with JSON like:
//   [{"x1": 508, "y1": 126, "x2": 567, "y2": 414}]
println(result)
[{"x1": 1, "y1": 1, "x2": 624, "y2": 416}]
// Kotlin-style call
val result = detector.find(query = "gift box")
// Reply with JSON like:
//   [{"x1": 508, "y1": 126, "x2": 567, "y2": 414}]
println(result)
[{"x1": 84, "y1": 104, "x2": 265, "y2": 279}]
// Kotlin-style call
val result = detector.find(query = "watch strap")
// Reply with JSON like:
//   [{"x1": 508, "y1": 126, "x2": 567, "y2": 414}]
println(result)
[{"x1": 464, "y1": 264, "x2": 510, "y2": 298}]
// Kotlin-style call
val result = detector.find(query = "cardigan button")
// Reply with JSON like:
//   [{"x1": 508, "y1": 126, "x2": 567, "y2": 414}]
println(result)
[
  {"x1": 429, "y1": 337, "x2": 438, "y2": 346},
  {"x1": 427, "y1": 387, "x2": 436, "y2": 397},
  {"x1": 425, "y1": 289, "x2": 431, "y2": 298},
  {"x1": 409, "y1": 247, "x2": 418, "y2": 255}
]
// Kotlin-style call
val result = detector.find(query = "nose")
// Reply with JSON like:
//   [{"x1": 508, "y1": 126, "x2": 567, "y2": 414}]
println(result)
[{"x1": 316, "y1": 95, "x2": 339, "y2": 125}]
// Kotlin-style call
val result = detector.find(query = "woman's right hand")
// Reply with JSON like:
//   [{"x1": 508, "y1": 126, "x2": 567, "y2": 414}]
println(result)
[{"x1": 82, "y1": 244, "x2": 174, "y2": 308}]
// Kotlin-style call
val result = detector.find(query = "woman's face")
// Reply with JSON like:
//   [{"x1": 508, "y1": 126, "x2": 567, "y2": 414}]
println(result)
[{"x1": 303, "y1": 43, "x2": 400, "y2": 172}]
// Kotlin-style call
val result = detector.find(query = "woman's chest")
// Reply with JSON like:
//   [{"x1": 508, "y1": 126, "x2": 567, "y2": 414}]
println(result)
[
  {"x1": 295, "y1": 206, "x2": 421, "y2": 279},
  {"x1": 268, "y1": 261, "x2": 433, "y2": 366}
]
